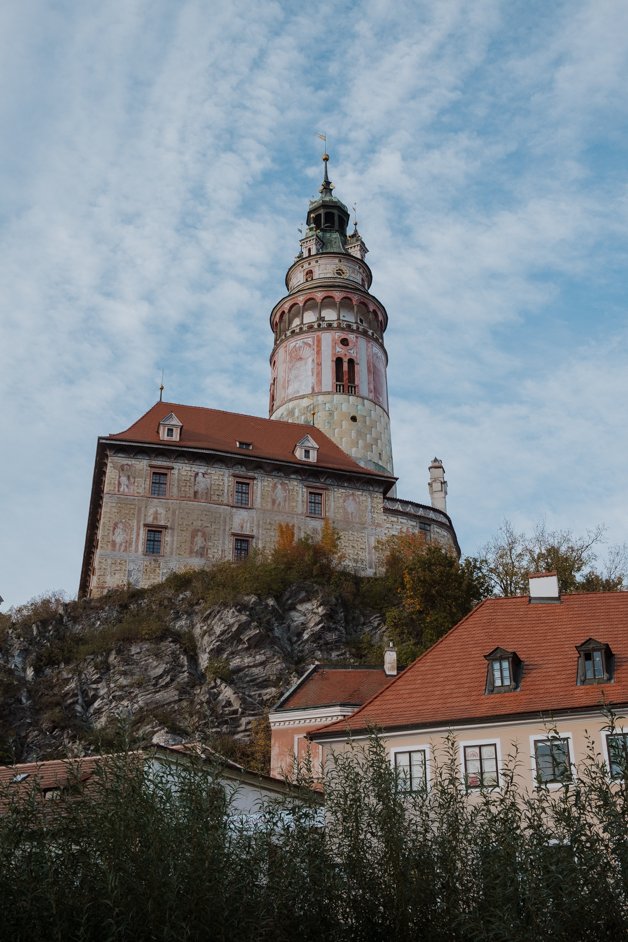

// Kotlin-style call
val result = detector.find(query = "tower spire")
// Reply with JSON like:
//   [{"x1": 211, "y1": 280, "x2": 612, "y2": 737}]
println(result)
[{"x1": 320, "y1": 151, "x2": 333, "y2": 195}]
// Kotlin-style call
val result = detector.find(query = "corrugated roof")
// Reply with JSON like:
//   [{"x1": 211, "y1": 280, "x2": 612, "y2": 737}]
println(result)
[
  {"x1": 276, "y1": 665, "x2": 394, "y2": 711},
  {"x1": 314, "y1": 592, "x2": 628, "y2": 736},
  {"x1": 109, "y1": 401, "x2": 392, "y2": 481}
]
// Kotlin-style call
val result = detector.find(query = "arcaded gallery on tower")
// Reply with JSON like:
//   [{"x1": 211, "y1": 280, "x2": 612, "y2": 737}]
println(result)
[{"x1": 80, "y1": 158, "x2": 458, "y2": 598}]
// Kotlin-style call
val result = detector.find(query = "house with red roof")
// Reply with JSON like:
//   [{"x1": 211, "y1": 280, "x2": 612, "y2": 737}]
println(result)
[
  {"x1": 270, "y1": 650, "x2": 398, "y2": 779},
  {"x1": 79, "y1": 157, "x2": 459, "y2": 597},
  {"x1": 311, "y1": 574, "x2": 628, "y2": 791}
]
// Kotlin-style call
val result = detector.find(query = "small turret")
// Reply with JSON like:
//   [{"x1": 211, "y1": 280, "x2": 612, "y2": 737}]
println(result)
[{"x1": 428, "y1": 458, "x2": 448, "y2": 513}]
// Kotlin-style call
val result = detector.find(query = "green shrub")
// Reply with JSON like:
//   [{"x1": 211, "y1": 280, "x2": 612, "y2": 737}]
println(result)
[{"x1": 1, "y1": 734, "x2": 628, "y2": 940}]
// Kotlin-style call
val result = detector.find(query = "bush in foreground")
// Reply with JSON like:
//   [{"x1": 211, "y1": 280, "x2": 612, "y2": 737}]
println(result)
[{"x1": 1, "y1": 735, "x2": 627, "y2": 941}]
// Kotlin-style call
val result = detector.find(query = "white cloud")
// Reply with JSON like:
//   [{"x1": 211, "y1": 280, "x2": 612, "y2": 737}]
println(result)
[{"x1": 1, "y1": 0, "x2": 628, "y2": 606}]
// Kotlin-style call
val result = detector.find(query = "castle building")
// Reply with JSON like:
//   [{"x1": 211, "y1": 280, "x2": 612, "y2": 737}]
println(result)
[{"x1": 79, "y1": 157, "x2": 459, "y2": 598}]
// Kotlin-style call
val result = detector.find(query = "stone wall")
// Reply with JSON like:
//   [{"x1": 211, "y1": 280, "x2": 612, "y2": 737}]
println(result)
[{"x1": 271, "y1": 393, "x2": 393, "y2": 476}]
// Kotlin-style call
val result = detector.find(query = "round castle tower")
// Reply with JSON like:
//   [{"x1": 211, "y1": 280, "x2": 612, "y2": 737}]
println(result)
[{"x1": 268, "y1": 155, "x2": 393, "y2": 476}]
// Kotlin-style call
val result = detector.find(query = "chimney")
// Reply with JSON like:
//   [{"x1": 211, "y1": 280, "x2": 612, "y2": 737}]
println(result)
[
  {"x1": 528, "y1": 571, "x2": 560, "y2": 603},
  {"x1": 428, "y1": 458, "x2": 448, "y2": 513},
  {"x1": 384, "y1": 641, "x2": 398, "y2": 676}
]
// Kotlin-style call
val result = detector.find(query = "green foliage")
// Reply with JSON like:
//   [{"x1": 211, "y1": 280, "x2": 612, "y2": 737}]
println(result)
[
  {"x1": 205, "y1": 657, "x2": 232, "y2": 683},
  {"x1": 1, "y1": 734, "x2": 628, "y2": 940},
  {"x1": 381, "y1": 534, "x2": 491, "y2": 662},
  {"x1": 478, "y1": 520, "x2": 627, "y2": 596}
]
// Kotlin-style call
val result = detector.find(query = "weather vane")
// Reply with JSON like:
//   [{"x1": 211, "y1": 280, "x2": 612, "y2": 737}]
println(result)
[
  {"x1": 316, "y1": 131, "x2": 328, "y2": 158},
  {"x1": 159, "y1": 369, "x2": 165, "y2": 402}
]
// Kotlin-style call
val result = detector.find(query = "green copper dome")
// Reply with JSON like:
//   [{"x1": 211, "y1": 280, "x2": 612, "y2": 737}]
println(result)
[{"x1": 305, "y1": 154, "x2": 351, "y2": 250}]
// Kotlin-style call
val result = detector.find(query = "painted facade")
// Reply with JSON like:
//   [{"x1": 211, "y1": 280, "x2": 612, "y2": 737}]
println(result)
[{"x1": 80, "y1": 158, "x2": 459, "y2": 597}]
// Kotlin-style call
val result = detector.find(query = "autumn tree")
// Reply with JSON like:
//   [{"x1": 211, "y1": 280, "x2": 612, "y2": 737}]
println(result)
[
  {"x1": 383, "y1": 533, "x2": 491, "y2": 662},
  {"x1": 478, "y1": 520, "x2": 627, "y2": 597}
]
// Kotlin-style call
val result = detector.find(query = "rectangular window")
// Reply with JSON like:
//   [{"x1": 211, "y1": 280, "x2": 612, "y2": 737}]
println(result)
[
  {"x1": 464, "y1": 744, "x2": 499, "y2": 789},
  {"x1": 233, "y1": 537, "x2": 251, "y2": 560},
  {"x1": 307, "y1": 490, "x2": 324, "y2": 517},
  {"x1": 607, "y1": 734, "x2": 628, "y2": 779},
  {"x1": 234, "y1": 480, "x2": 251, "y2": 507},
  {"x1": 394, "y1": 750, "x2": 427, "y2": 792},
  {"x1": 145, "y1": 529, "x2": 163, "y2": 555},
  {"x1": 492, "y1": 658, "x2": 511, "y2": 688},
  {"x1": 534, "y1": 738, "x2": 572, "y2": 784},
  {"x1": 166, "y1": 427, "x2": 174, "y2": 439},
  {"x1": 585, "y1": 650, "x2": 604, "y2": 680},
  {"x1": 150, "y1": 471, "x2": 168, "y2": 497}
]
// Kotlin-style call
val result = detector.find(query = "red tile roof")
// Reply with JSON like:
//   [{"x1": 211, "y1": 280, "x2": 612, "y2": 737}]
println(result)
[
  {"x1": 108, "y1": 401, "x2": 393, "y2": 481},
  {"x1": 0, "y1": 756, "x2": 103, "y2": 793},
  {"x1": 314, "y1": 592, "x2": 628, "y2": 737},
  {"x1": 275, "y1": 665, "x2": 394, "y2": 711}
]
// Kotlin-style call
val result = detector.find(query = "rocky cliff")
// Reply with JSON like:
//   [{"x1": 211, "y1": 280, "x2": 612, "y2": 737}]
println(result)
[{"x1": 0, "y1": 580, "x2": 385, "y2": 763}]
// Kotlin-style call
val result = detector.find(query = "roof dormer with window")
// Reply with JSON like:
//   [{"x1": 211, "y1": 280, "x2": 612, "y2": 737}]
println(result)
[
  {"x1": 484, "y1": 647, "x2": 521, "y2": 694},
  {"x1": 294, "y1": 434, "x2": 319, "y2": 463},
  {"x1": 158, "y1": 412, "x2": 182, "y2": 442},
  {"x1": 576, "y1": 637, "x2": 613, "y2": 685}
]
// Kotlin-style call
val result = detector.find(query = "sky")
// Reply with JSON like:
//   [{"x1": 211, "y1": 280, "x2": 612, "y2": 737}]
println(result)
[{"x1": 2, "y1": 0, "x2": 628, "y2": 609}]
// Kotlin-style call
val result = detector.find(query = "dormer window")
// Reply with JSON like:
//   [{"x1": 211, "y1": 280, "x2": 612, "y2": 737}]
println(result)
[
  {"x1": 485, "y1": 648, "x2": 521, "y2": 693},
  {"x1": 576, "y1": 638, "x2": 612, "y2": 685},
  {"x1": 237, "y1": 441, "x2": 252, "y2": 450},
  {"x1": 158, "y1": 412, "x2": 182, "y2": 442},
  {"x1": 294, "y1": 435, "x2": 319, "y2": 463}
]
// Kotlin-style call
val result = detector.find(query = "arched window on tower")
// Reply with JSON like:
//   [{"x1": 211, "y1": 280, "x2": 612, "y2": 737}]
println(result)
[
  {"x1": 347, "y1": 358, "x2": 356, "y2": 394},
  {"x1": 324, "y1": 211, "x2": 334, "y2": 228},
  {"x1": 335, "y1": 357, "x2": 344, "y2": 393}
]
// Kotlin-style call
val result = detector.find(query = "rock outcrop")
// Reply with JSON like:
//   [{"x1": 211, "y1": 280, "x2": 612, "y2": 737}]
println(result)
[{"x1": 0, "y1": 583, "x2": 385, "y2": 762}]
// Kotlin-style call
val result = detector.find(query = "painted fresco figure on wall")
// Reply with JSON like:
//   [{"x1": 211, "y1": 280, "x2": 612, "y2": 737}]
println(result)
[
  {"x1": 372, "y1": 346, "x2": 387, "y2": 408},
  {"x1": 193, "y1": 471, "x2": 210, "y2": 500},
  {"x1": 271, "y1": 480, "x2": 289, "y2": 510},
  {"x1": 117, "y1": 464, "x2": 134, "y2": 494},
  {"x1": 111, "y1": 521, "x2": 129, "y2": 552},
  {"x1": 191, "y1": 529, "x2": 208, "y2": 558}
]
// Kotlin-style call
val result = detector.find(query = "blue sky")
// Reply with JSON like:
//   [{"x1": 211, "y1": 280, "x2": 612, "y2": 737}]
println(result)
[{"x1": 2, "y1": 0, "x2": 628, "y2": 608}]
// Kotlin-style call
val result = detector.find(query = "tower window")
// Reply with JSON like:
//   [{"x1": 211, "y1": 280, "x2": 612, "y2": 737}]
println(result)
[
  {"x1": 335, "y1": 357, "x2": 344, "y2": 393},
  {"x1": 347, "y1": 358, "x2": 356, "y2": 393}
]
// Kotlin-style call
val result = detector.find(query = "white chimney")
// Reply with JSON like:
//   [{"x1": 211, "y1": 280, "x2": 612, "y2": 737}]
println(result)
[
  {"x1": 528, "y1": 572, "x2": 560, "y2": 602},
  {"x1": 428, "y1": 458, "x2": 448, "y2": 513},
  {"x1": 384, "y1": 641, "x2": 398, "y2": 676}
]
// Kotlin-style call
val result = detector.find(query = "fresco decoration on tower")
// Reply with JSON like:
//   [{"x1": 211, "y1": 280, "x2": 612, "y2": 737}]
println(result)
[
  {"x1": 285, "y1": 338, "x2": 315, "y2": 399},
  {"x1": 266, "y1": 153, "x2": 394, "y2": 476}
]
